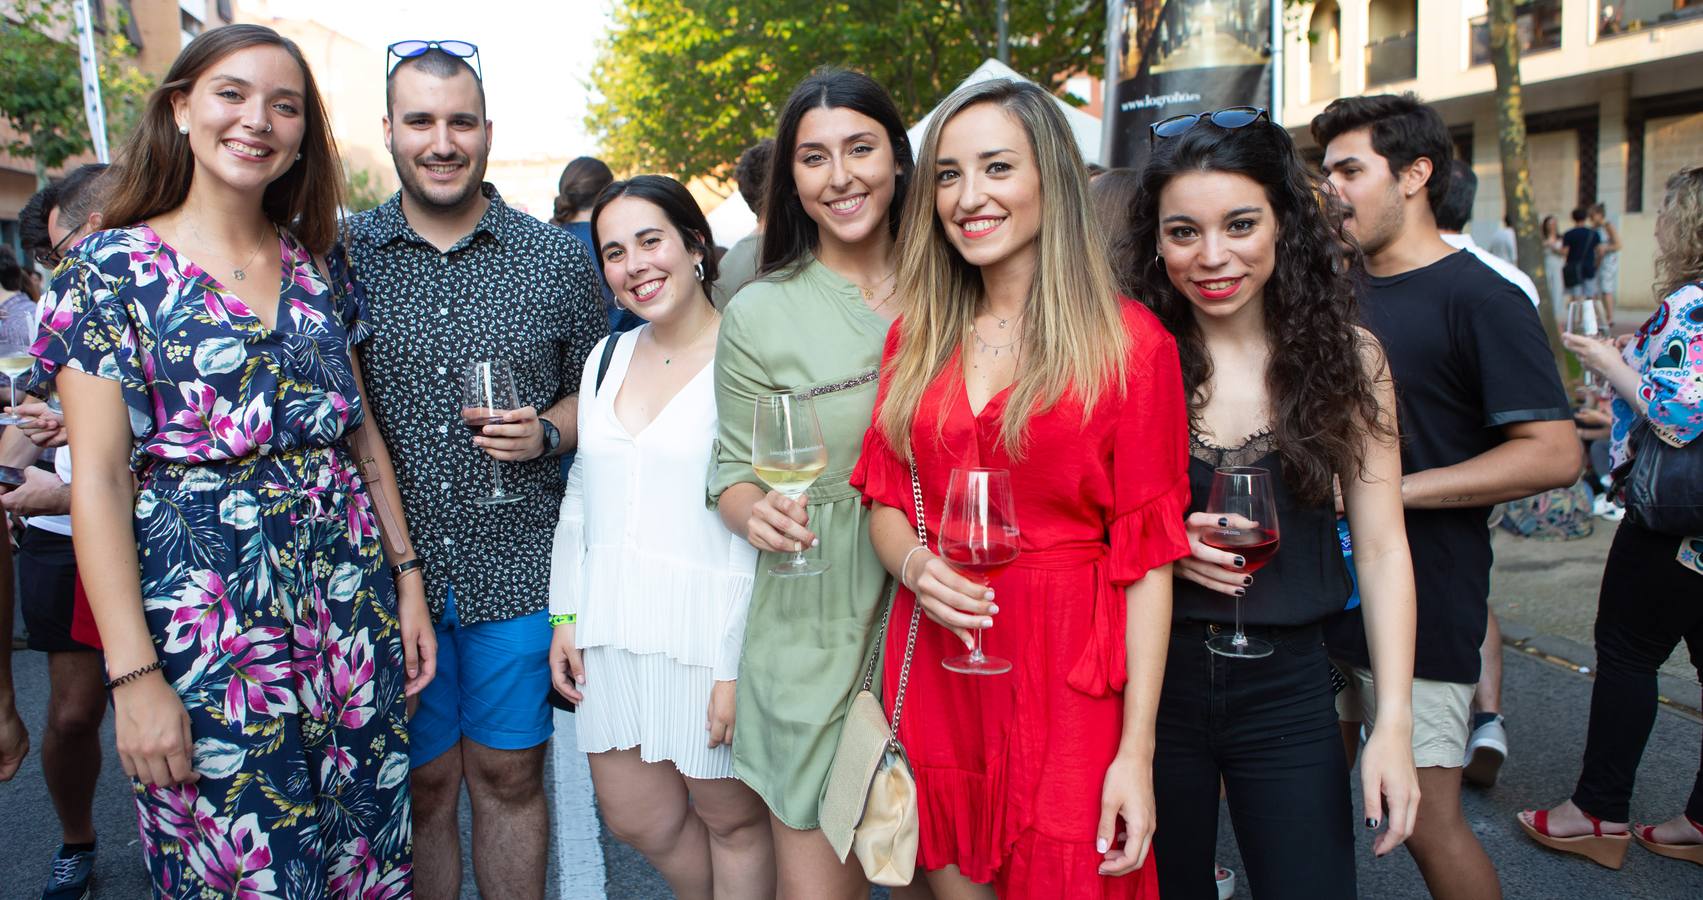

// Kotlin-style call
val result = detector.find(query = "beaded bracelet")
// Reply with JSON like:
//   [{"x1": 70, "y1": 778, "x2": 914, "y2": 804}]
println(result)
[
  {"x1": 548, "y1": 613, "x2": 576, "y2": 627},
  {"x1": 104, "y1": 660, "x2": 165, "y2": 691}
]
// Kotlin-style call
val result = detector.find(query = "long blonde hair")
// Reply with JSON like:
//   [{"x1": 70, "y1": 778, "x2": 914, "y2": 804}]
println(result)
[
  {"x1": 878, "y1": 79, "x2": 1127, "y2": 457},
  {"x1": 1655, "y1": 166, "x2": 1703, "y2": 300}
]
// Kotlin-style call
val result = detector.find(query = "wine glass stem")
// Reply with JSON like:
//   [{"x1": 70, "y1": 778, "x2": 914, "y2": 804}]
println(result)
[
  {"x1": 968, "y1": 627, "x2": 987, "y2": 664},
  {"x1": 1232, "y1": 593, "x2": 1247, "y2": 645},
  {"x1": 489, "y1": 456, "x2": 505, "y2": 497}
]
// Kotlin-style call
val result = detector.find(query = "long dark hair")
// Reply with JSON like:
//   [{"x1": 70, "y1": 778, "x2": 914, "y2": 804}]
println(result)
[
  {"x1": 759, "y1": 68, "x2": 912, "y2": 277},
  {"x1": 101, "y1": 24, "x2": 343, "y2": 254},
  {"x1": 551, "y1": 156, "x2": 614, "y2": 225},
  {"x1": 1120, "y1": 120, "x2": 1387, "y2": 505},
  {"x1": 591, "y1": 175, "x2": 718, "y2": 300}
]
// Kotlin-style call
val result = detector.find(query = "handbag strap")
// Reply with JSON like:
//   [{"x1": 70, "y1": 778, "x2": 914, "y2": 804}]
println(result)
[{"x1": 853, "y1": 445, "x2": 928, "y2": 740}]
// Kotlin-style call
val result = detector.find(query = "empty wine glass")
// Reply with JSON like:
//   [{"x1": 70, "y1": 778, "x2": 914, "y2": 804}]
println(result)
[
  {"x1": 1202, "y1": 466, "x2": 1281, "y2": 659},
  {"x1": 939, "y1": 467, "x2": 1021, "y2": 675},
  {"x1": 752, "y1": 391, "x2": 830, "y2": 576},
  {"x1": 1566, "y1": 299, "x2": 1611, "y2": 389},
  {"x1": 462, "y1": 360, "x2": 525, "y2": 506}
]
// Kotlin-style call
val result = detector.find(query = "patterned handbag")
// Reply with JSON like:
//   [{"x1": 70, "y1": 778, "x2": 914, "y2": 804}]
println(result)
[{"x1": 819, "y1": 452, "x2": 926, "y2": 886}]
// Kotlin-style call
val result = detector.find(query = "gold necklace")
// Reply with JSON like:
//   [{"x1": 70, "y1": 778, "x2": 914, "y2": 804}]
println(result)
[
  {"x1": 658, "y1": 310, "x2": 719, "y2": 365},
  {"x1": 858, "y1": 270, "x2": 898, "y2": 309}
]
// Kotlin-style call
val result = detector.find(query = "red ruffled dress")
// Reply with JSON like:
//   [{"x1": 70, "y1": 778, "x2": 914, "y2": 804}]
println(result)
[{"x1": 850, "y1": 301, "x2": 1191, "y2": 898}]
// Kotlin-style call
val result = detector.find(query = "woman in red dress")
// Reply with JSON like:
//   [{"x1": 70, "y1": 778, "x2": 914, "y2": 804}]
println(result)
[{"x1": 850, "y1": 79, "x2": 1189, "y2": 898}]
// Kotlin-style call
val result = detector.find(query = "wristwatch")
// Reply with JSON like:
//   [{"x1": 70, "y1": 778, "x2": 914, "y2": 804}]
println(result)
[{"x1": 540, "y1": 417, "x2": 561, "y2": 456}]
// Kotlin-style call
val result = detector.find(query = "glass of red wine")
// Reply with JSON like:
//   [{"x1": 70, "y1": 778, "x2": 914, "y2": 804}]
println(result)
[
  {"x1": 939, "y1": 467, "x2": 1021, "y2": 675},
  {"x1": 1202, "y1": 466, "x2": 1280, "y2": 659},
  {"x1": 461, "y1": 359, "x2": 525, "y2": 506}
]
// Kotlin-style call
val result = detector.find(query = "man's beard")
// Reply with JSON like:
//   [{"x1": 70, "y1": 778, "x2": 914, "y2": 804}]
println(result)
[
  {"x1": 1351, "y1": 186, "x2": 1408, "y2": 259},
  {"x1": 395, "y1": 152, "x2": 488, "y2": 213}
]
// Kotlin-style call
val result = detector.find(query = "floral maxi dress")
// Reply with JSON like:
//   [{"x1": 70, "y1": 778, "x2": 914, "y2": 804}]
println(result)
[{"x1": 32, "y1": 225, "x2": 412, "y2": 899}]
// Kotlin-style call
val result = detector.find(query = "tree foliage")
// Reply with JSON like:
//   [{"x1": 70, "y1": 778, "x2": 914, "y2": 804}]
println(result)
[
  {"x1": 0, "y1": 0, "x2": 152, "y2": 186},
  {"x1": 588, "y1": 1, "x2": 1105, "y2": 181}
]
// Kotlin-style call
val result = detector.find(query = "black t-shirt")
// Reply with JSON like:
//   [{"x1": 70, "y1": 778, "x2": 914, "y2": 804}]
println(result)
[
  {"x1": 1325, "y1": 250, "x2": 1570, "y2": 684},
  {"x1": 1175, "y1": 435, "x2": 1352, "y2": 627},
  {"x1": 1561, "y1": 226, "x2": 1601, "y2": 285}
]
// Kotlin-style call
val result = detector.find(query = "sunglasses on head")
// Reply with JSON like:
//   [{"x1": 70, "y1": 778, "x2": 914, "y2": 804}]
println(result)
[
  {"x1": 386, "y1": 39, "x2": 482, "y2": 80},
  {"x1": 1149, "y1": 106, "x2": 1269, "y2": 147}
]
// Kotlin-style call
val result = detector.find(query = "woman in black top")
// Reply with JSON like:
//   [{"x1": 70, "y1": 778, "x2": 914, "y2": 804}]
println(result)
[{"x1": 1117, "y1": 113, "x2": 1420, "y2": 898}]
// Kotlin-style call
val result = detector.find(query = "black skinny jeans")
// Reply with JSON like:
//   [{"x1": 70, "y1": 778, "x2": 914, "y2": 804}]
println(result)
[
  {"x1": 1571, "y1": 520, "x2": 1703, "y2": 823},
  {"x1": 1153, "y1": 622, "x2": 1355, "y2": 900}
]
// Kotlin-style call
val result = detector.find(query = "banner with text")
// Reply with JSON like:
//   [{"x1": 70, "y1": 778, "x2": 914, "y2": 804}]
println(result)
[{"x1": 1107, "y1": 0, "x2": 1273, "y2": 168}]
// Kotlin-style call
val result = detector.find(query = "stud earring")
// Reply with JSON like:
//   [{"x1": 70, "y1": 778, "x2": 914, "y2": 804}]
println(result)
[
  {"x1": 178, "y1": 124, "x2": 189, "y2": 135},
  {"x1": 294, "y1": 153, "x2": 303, "y2": 162}
]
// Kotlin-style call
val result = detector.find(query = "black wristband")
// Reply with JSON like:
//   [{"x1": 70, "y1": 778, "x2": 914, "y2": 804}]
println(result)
[
  {"x1": 104, "y1": 660, "x2": 165, "y2": 691},
  {"x1": 391, "y1": 558, "x2": 424, "y2": 580}
]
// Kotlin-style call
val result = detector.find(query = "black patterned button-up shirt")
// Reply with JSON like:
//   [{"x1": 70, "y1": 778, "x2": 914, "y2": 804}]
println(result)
[{"x1": 343, "y1": 185, "x2": 607, "y2": 625}]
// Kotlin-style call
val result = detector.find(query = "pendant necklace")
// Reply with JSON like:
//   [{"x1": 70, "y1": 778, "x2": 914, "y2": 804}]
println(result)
[
  {"x1": 660, "y1": 311, "x2": 719, "y2": 365},
  {"x1": 230, "y1": 227, "x2": 271, "y2": 281},
  {"x1": 858, "y1": 270, "x2": 898, "y2": 310}
]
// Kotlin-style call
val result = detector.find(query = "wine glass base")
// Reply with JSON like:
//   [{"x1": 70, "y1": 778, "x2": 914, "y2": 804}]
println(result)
[
  {"x1": 942, "y1": 654, "x2": 1012, "y2": 675},
  {"x1": 769, "y1": 558, "x2": 831, "y2": 577},
  {"x1": 471, "y1": 492, "x2": 526, "y2": 506},
  {"x1": 0, "y1": 414, "x2": 25, "y2": 426},
  {"x1": 1205, "y1": 634, "x2": 1273, "y2": 659}
]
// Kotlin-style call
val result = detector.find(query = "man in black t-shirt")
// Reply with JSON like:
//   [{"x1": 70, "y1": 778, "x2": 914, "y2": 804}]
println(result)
[
  {"x1": 1315, "y1": 94, "x2": 1581, "y2": 900},
  {"x1": 1561, "y1": 207, "x2": 1602, "y2": 299}
]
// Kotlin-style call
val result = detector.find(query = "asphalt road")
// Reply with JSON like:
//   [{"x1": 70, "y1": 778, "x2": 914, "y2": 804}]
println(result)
[{"x1": 4, "y1": 645, "x2": 1699, "y2": 898}]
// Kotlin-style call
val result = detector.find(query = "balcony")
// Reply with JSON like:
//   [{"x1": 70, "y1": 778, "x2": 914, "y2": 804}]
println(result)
[
  {"x1": 1600, "y1": 0, "x2": 1703, "y2": 39},
  {"x1": 1365, "y1": 31, "x2": 1417, "y2": 85},
  {"x1": 1470, "y1": 0, "x2": 1564, "y2": 65}
]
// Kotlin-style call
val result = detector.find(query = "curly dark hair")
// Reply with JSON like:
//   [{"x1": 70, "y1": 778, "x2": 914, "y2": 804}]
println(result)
[{"x1": 1117, "y1": 119, "x2": 1388, "y2": 506}]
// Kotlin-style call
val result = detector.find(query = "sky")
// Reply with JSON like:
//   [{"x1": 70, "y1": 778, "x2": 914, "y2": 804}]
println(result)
[{"x1": 264, "y1": 0, "x2": 610, "y2": 161}]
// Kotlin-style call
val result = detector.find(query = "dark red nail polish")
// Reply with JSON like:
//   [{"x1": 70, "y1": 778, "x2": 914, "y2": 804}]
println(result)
[
  {"x1": 1233, "y1": 556, "x2": 1246, "y2": 568},
  {"x1": 1242, "y1": 576, "x2": 1253, "y2": 586}
]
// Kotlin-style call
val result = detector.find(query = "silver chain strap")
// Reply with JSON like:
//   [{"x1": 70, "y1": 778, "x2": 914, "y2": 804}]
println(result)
[
  {"x1": 853, "y1": 445, "x2": 928, "y2": 740},
  {"x1": 887, "y1": 449, "x2": 927, "y2": 735}
]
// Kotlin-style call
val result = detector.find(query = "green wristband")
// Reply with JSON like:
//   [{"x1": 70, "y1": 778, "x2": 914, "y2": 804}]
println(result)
[{"x1": 549, "y1": 613, "x2": 576, "y2": 627}]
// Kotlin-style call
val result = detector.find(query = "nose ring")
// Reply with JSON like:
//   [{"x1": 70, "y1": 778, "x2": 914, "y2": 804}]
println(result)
[{"x1": 263, "y1": 122, "x2": 273, "y2": 134}]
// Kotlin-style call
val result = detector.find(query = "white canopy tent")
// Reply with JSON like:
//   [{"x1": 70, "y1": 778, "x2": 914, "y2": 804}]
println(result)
[{"x1": 907, "y1": 59, "x2": 1104, "y2": 166}]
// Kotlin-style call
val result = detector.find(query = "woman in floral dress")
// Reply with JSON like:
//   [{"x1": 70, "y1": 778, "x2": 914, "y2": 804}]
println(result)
[{"x1": 34, "y1": 25, "x2": 433, "y2": 898}]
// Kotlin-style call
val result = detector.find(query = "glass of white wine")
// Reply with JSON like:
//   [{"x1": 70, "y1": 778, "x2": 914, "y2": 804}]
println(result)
[
  {"x1": 0, "y1": 353, "x2": 35, "y2": 425},
  {"x1": 752, "y1": 390, "x2": 831, "y2": 577}
]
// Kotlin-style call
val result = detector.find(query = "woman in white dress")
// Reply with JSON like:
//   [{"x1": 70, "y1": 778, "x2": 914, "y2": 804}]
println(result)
[
  {"x1": 549, "y1": 175, "x2": 775, "y2": 899},
  {"x1": 1542, "y1": 214, "x2": 1568, "y2": 324}
]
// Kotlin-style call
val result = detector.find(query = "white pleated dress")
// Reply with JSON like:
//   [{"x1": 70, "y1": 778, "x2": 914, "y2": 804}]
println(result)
[{"x1": 550, "y1": 329, "x2": 756, "y2": 779}]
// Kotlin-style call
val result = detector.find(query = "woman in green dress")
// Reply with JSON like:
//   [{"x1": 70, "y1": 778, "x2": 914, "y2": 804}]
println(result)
[{"x1": 709, "y1": 68, "x2": 913, "y2": 899}]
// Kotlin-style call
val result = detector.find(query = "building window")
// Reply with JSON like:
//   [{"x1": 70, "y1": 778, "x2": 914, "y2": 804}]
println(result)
[
  {"x1": 1600, "y1": 0, "x2": 1703, "y2": 39},
  {"x1": 119, "y1": 0, "x2": 143, "y2": 48},
  {"x1": 1309, "y1": 0, "x2": 1343, "y2": 101},
  {"x1": 1625, "y1": 118, "x2": 1645, "y2": 213},
  {"x1": 1365, "y1": 0, "x2": 1418, "y2": 86},
  {"x1": 1469, "y1": 0, "x2": 1563, "y2": 65},
  {"x1": 217, "y1": 0, "x2": 233, "y2": 23}
]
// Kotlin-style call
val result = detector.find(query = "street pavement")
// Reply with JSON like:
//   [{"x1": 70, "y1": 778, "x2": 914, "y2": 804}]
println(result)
[{"x1": 4, "y1": 519, "x2": 1701, "y2": 898}]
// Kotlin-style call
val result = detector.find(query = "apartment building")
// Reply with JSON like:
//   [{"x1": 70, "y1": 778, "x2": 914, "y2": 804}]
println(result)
[
  {"x1": 1284, "y1": 0, "x2": 1703, "y2": 310},
  {"x1": 1, "y1": 0, "x2": 234, "y2": 254}
]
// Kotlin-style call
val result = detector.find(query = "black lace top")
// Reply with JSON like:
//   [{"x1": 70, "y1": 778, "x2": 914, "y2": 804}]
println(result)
[{"x1": 1175, "y1": 428, "x2": 1353, "y2": 627}]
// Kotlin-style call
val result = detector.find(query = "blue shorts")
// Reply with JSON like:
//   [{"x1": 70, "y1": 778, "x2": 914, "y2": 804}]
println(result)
[{"x1": 409, "y1": 586, "x2": 553, "y2": 768}]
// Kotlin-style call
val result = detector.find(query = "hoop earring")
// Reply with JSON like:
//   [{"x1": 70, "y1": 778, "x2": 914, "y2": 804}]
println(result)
[
  {"x1": 1155, "y1": 255, "x2": 1165, "y2": 267},
  {"x1": 294, "y1": 153, "x2": 303, "y2": 162},
  {"x1": 694, "y1": 261, "x2": 705, "y2": 281}
]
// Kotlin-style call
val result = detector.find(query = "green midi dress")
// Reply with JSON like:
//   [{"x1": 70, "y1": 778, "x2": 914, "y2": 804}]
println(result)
[{"x1": 709, "y1": 257, "x2": 893, "y2": 830}]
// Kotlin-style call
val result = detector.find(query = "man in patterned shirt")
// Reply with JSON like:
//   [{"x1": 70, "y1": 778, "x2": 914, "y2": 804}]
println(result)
[{"x1": 344, "y1": 45, "x2": 606, "y2": 900}]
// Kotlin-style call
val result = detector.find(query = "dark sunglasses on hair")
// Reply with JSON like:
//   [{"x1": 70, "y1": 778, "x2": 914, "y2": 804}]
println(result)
[
  {"x1": 386, "y1": 39, "x2": 482, "y2": 79},
  {"x1": 1148, "y1": 106, "x2": 1269, "y2": 146},
  {"x1": 33, "y1": 227, "x2": 83, "y2": 268}
]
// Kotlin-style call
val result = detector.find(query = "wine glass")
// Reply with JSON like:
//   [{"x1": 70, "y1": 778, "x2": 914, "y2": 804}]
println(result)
[
  {"x1": 0, "y1": 353, "x2": 34, "y2": 425},
  {"x1": 940, "y1": 467, "x2": 1021, "y2": 675},
  {"x1": 461, "y1": 360, "x2": 525, "y2": 506},
  {"x1": 752, "y1": 391, "x2": 831, "y2": 577},
  {"x1": 1565, "y1": 299, "x2": 1611, "y2": 390},
  {"x1": 1202, "y1": 466, "x2": 1280, "y2": 659}
]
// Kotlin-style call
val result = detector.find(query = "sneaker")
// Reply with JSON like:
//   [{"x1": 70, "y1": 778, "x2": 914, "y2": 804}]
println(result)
[
  {"x1": 1463, "y1": 715, "x2": 1508, "y2": 788},
  {"x1": 1215, "y1": 865, "x2": 1237, "y2": 900},
  {"x1": 41, "y1": 846, "x2": 93, "y2": 900}
]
